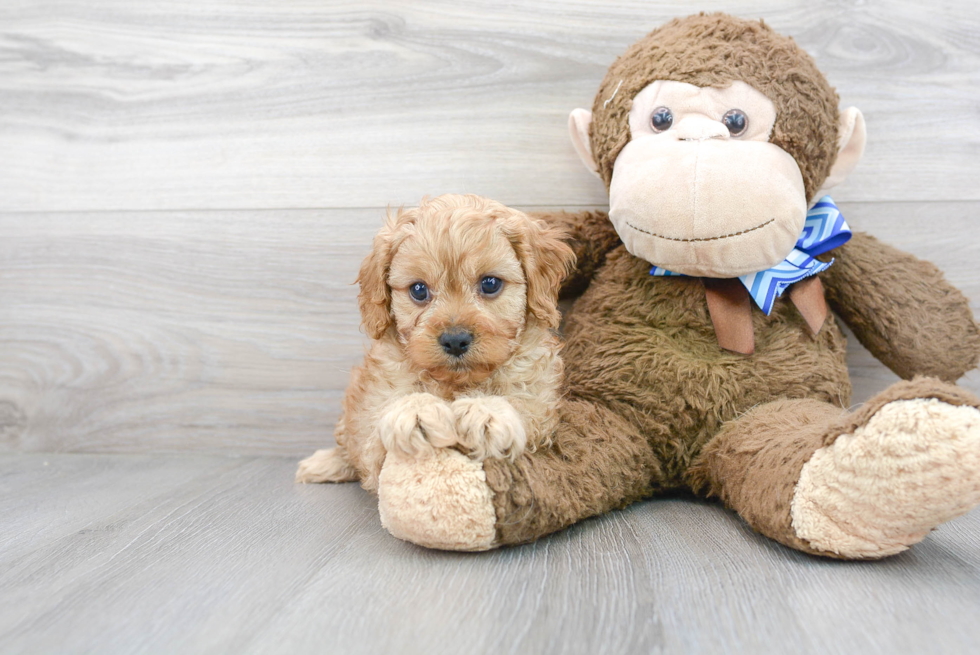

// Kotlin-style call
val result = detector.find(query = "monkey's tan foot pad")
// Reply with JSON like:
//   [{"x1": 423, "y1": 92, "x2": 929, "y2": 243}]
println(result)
[
  {"x1": 792, "y1": 399, "x2": 980, "y2": 558},
  {"x1": 378, "y1": 448, "x2": 498, "y2": 551}
]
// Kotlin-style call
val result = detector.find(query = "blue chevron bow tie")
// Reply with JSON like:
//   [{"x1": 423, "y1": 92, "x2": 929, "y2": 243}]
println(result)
[{"x1": 650, "y1": 196, "x2": 851, "y2": 315}]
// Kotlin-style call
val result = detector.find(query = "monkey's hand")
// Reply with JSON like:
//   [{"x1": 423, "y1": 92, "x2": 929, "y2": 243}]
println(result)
[{"x1": 821, "y1": 231, "x2": 980, "y2": 381}]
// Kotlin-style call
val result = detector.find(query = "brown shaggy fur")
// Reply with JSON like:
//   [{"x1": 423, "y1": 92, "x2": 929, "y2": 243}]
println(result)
[
  {"x1": 485, "y1": 398, "x2": 663, "y2": 545},
  {"x1": 468, "y1": 16, "x2": 980, "y2": 553},
  {"x1": 688, "y1": 378, "x2": 980, "y2": 556},
  {"x1": 821, "y1": 232, "x2": 980, "y2": 381},
  {"x1": 687, "y1": 398, "x2": 847, "y2": 556},
  {"x1": 332, "y1": 14, "x2": 980, "y2": 558},
  {"x1": 559, "y1": 245, "x2": 853, "y2": 486},
  {"x1": 482, "y1": 204, "x2": 979, "y2": 551},
  {"x1": 590, "y1": 13, "x2": 840, "y2": 202}
]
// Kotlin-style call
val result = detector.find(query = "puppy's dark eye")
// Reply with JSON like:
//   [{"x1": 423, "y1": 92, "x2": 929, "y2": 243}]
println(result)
[
  {"x1": 722, "y1": 109, "x2": 748, "y2": 136},
  {"x1": 409, "y1": 282, "x2": 429, "y2": 302},
  {"x1": 480, "y1": 276, "x2": 503, "y2": 296},
  {"x1": 650, "y1": 106, "x2": 673, "y2": 132}
]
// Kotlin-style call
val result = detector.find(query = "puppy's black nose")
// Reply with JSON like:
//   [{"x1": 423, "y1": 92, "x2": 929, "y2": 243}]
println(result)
[{"x1": 439, "y1": 329, "x2": 473, "y2": 357}]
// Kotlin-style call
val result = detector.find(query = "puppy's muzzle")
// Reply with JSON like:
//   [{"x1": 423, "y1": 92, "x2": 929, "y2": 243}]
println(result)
[{"x1": 438, "y1": 328, "x2": 473, "y2": 358}]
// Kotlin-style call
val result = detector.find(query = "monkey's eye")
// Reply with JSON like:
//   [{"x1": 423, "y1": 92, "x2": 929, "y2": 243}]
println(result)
[
  {"x1": 650, "y1": 106, "x2": 673, "y2": 132},
  {"x1": 722, "y1": 109, "x2": 748, "y2": 136},
  {"x1": 479, "y1": 276, "x2": 503, "y2": 296},
  {"x1": 409, "y1": 282, "x2": 429, "y2": 302}
]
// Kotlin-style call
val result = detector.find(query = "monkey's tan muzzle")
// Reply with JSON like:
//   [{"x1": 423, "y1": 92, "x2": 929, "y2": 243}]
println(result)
[{"x1": 608, "y1": 136, "x2": 807, "y2": 278}]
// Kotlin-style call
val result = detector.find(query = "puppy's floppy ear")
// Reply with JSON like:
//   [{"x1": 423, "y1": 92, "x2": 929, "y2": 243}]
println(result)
[
  {"x1": 504, "y1": 213, "x2": 577, "y2": 329},
  {"x1": 356, "y1": 212, "x2": 400, "y2": 339}
]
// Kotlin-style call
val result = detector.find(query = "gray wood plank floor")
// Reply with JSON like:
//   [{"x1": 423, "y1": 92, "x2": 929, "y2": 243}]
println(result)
[{"x1": 2, "y1": 453, "x2": 979, "y2": 655}]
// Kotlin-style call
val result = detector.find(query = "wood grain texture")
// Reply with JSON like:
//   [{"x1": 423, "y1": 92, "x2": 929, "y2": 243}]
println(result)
[
  {"x1": 1, "y1": 0, "x2": 979, "y2": 212},
  {"x1": 1, "y1": 453, "x2": 978, "y2": 655},
  {"x1": 2, "y1": 202, "x2": 978, "y2": 456},
  {"x1": 0, "y1": 209, "x2": 379, "y2": 455}
]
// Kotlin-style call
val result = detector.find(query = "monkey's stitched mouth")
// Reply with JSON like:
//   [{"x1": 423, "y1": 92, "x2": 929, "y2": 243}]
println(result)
[{"x1": 624, "y1": 218, "x2": 775, "y2": 242}]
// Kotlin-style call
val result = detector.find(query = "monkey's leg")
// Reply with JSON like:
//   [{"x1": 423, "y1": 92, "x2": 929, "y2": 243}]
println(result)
[
  {"x1": 690, "y1": 379, "x2": 980, "y2": 558},
  {"x1": 377, "y1": 397, "x2": 664, "y2": 550}
]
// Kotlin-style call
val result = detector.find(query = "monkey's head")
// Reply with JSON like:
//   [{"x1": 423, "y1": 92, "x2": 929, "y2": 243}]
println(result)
[{"x1": 569, "y1": 14, "x2": 865, "y2": 277}]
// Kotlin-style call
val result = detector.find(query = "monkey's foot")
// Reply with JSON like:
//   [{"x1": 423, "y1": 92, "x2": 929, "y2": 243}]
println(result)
[
  {"x1": 377, "y1": 448, "x2": 498, "y2": 551},
  {"x1": 791, "y1": 398, "x2": 980, "y2": 558}
]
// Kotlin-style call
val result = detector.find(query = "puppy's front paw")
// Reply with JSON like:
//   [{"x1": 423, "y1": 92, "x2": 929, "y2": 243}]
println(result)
[
  {"x1": 453, "y1": 397, "x2": 527, "y2": 461},
  {"x1": 378, "y1": 393, "x2": 457, "y2": 457}
]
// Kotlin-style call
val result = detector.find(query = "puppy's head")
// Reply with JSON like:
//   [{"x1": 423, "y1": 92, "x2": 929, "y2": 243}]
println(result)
[{"x1": 357, "y1": 194, "x2": 575, "y2": 386}]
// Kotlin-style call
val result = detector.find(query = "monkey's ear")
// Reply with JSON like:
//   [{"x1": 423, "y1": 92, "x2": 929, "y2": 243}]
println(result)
[
  {"x1": 356, "y1": 219, "x2": 397, "y2": 340},
  {"x1": 818, "y1": 107, "x2": 866, "y2": 195},
  {"x1": 568, "y1": 108, "x2": 602, "y2": 179}
]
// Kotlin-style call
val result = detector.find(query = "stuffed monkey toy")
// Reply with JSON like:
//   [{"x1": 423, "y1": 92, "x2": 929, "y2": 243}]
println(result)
[{"x1": 371, "y1": 14, "x2": 980, "y2": 557}]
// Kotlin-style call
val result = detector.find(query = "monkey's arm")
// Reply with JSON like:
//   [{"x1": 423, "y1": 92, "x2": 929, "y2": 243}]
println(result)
[
  {"x1": 820, "y1": 231, "x2": 980, "y2": 382},
  {"x1": 528, "y1": 210, "x2": 621, "y2": 297}
]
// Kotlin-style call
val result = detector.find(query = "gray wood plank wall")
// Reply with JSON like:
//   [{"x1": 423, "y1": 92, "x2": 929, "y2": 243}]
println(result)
[{"x1": 2, "y1": 0, "x2": 979, "y2": 457}]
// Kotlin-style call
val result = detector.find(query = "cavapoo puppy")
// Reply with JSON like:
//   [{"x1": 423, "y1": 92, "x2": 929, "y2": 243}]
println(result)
[{"x1": 296, "y1": 194, "x2": 575, "y2": 491}]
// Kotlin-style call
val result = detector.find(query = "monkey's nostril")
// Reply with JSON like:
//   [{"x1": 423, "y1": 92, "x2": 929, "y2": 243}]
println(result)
[{"x1": 439, "y1": 329, "x2": 473, "y2": 357}]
